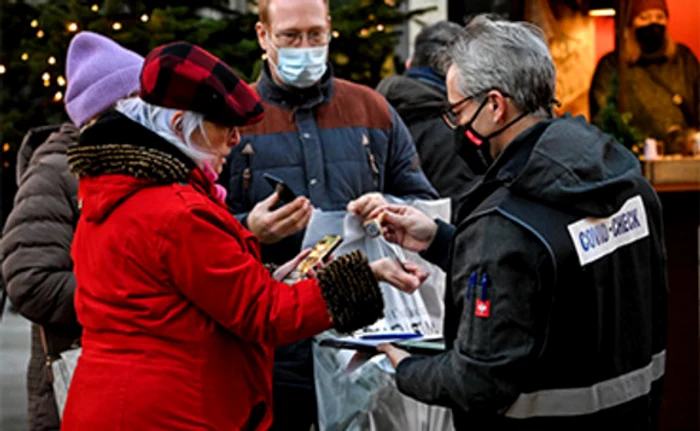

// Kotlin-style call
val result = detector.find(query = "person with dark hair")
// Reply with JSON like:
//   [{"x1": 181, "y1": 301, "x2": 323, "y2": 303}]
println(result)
[
  {"x1": 378, "y1": 21, "x2": 483, "y2": 220},
  {"x1": 590, "y1": 0, "x2": 699, "y2": 142}
]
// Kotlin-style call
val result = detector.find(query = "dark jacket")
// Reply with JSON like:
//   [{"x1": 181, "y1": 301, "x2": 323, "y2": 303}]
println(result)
[
  {"x1": 590, "y1": 43, "x2": 700, "y2": 141},
  {"x1": 396, "y1": 115, "x2": 667, "y2": 430},
  {"x1": 1, "y1": 124, "x2": 82, "y2": 430},
  {"x1": 377, "y1": 70, "x2": 478, "y2": 219}
]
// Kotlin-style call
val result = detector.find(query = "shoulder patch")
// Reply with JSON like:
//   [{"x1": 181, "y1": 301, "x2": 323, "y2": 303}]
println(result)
[
  {"x1": 567, "y1": 195, "x2": 649, "y2": 266},
  {"x1": 316, "y1": 78, "x2": 391, "y2": 131}
]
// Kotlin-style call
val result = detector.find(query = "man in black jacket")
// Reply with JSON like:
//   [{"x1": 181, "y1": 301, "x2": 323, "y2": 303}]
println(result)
[
  {"x1": 377, "y1": 21, "x2": 483, "y2": 220},
  {"x1": 374, "y1": 15, "x2": 667, "y2": 430}
]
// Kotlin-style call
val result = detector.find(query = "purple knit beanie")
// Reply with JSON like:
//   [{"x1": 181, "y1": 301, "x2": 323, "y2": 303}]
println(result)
[{"x1": 65, "y1": 32, "x2": 144, "y2": 127}]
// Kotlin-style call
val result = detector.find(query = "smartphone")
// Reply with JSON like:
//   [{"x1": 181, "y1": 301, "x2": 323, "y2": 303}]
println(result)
[
  {"x1": 283, "y1": 235, "x2": 344, "y2": 284},
  {"x1": 263, "y1": 173, "x2": 297, "y2": 204},
  {"x1": 297, "y1": 235, "x2": 343, "y2": 275}
]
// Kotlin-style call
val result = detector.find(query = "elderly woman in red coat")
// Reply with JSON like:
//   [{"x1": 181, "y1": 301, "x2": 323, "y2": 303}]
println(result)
[{"x1": 60, "y1": 42, "x2": 426, "y2": 431}]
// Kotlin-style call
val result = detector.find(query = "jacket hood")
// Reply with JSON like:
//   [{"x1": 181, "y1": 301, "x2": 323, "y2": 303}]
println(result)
[
  {"x1": 16, "y1": 124, "x2": 78, "y2": 184},
  {"x1": 500, "y1": 115, "x2": 642, "y2": 217},
  {"x1": 376, "y1": 75, "x2": 445, "y2": 124},
  {"x1": 78, "y1": 174, "x2": 153, "y2": 223}
]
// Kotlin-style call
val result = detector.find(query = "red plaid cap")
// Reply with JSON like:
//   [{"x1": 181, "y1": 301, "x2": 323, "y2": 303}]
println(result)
[{"x1": 140, "y1": 42, "x2": 264, "y2": 127}]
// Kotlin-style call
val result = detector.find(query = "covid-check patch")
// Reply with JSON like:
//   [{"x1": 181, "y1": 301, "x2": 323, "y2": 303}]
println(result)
[{"x1": 567, "y1": 195, "x2": 650, "y2": 266}]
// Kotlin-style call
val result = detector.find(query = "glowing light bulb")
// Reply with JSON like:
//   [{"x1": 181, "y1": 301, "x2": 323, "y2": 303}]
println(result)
[
  {"x1": 48, "y1": 56, "x2": 56, "y2": 65},
  {"x1": 112, "y1": 22, "x2": 122, "y2": 31},
  {"x1": 21, "y1": 53, "x2": 29, "y2": 61},
  {"x1": 3, "y1": 143, "x2": 10, "y2": 152},
  {"x1": 0, "y1": 65, "x2": 6, "y2": 75},
  {"x1": 37, "y1": 30, "x2": 45, "y2": 38},
  {"x1": 91, "y1": 4, "x2": 99, "y2": 12},
  {"x1": 42, "y1": 72, "x2": 51, "y2": 81},
  {"x1": 141, "y1": 14, "x2": 149, "y2": 22},
  {"x1": 57, "y1": 76, "x2": 66, "y2": 87},
  {"x1": 31, "y1": 19, "x2": 39, "y2": 28},
  {"x1": 53, "y1": 91, "x2": 63, "y2": 102},
  {"x1": 67, "y1": 22, "x2": 79, "y2": 32},
  {"x1": 332, "y1": 30, "x2": 339, "y2": 38},
  {"x1": 376, "y1": 24, "x2": 385, "y2": 32}
]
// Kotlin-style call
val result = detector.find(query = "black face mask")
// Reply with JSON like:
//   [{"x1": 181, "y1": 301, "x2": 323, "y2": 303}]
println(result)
[
  {"x1": 455, "y1": 97, "x2": 529, "y2": 173},
  {"x1": 635, "y1": 24, "x2": 666, "y2": 54}
]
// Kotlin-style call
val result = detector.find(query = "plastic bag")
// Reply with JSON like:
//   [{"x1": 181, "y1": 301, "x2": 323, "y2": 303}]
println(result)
[{"x1": 302, "y1": 199, "x2": 454, "y2": 431}]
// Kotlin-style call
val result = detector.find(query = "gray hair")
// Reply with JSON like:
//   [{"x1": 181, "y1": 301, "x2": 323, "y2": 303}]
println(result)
[
  {"x1": 115, "y1": 98, "x2": 212, "y2": 165},
  {"x1": 450, "y1": 15, "x2": 556, "y2": 116},
  {"x1": 412, "y1": 20, "x2": 464, "y2": 74}
]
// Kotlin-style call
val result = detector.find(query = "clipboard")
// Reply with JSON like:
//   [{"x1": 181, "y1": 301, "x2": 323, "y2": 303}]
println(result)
[{"x1": 319, "y1": 335, "x2": 445, "y2": 356}]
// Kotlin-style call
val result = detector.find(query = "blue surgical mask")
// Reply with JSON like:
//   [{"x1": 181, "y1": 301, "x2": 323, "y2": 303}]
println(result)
[{"x1": 268, "y1": 39, "x2": 328, "y2": 88}]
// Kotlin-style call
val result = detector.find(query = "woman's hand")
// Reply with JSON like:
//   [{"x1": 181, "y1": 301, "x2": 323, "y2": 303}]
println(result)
[
  {"x1": 273, "y1": 249, "x2": 335, "y2": 282},
  {"x1": 370, "y1": 258, "x2": 429, "y2": 294},
  {"x1": 368, "y1": 205, "x2": 438, "y2": 253}
]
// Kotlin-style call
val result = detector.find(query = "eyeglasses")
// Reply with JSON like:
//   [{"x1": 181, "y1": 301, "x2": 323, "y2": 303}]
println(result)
[
  {"x1": 270, "y1": 28, "x2": 332, "y2": 47},
  {"x1": 441, "y1": 95, "x2": 474, "y2": 130},
  {"x1": 441, "y1": 89, "x2": 513, "y2": 130}
]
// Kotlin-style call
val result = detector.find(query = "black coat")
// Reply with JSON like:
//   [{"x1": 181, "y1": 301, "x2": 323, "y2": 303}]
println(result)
[
  {"x1": 396, "y1": 116, "x2": 667, "y2": 430},
  {"x1": 377, "y1": 74, "x2": 478, "y2": 220}
]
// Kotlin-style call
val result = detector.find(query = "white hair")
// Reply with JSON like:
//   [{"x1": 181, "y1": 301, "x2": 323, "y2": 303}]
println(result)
[{"x1": 115, "y1": 97, "x2": 213, "y2": 165}]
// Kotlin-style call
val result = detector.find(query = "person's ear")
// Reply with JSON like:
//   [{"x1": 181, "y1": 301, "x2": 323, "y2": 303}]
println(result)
[
  {"x1": 170, "y1": 111, "x2": 184, "y2": 137},
  {"x1": 256, "y1": 22, "x2": 269, "y2": 52},
  {"x1": 487, "y1": 91, "x2": 508, "y2": 123}
]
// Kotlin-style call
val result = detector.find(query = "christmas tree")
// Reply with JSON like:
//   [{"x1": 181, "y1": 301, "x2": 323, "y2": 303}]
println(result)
[{"x1": 0, "y1": 0, "x2": 429, "y2": 223}]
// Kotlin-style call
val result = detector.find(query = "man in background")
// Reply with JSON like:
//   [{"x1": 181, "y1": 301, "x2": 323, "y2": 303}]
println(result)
[{"x1": 377, "y1": 21, "x2": 483, "y2": 220}]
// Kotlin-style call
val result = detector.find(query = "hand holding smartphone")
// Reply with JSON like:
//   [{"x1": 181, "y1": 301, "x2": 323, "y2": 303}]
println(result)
[
  {"x1": 283, "y1": 235, "x2": 343, "y2": 284},
  {"x1": 263, "y1": 173, "x2": 298, "y2": 204}
]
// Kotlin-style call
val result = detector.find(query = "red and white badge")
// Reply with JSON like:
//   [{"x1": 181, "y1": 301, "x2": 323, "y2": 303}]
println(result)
[{"x1": 475, "y1": 299, "x2": 491, "y2": 318}]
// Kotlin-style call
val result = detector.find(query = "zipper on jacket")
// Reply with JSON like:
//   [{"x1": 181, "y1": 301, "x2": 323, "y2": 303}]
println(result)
[
  {"x1": 240, "y1": 141, "x2": 255, "y2": 208},
  {"x1": 362, "y1": 134, "x2": 380, "y2": 189}
]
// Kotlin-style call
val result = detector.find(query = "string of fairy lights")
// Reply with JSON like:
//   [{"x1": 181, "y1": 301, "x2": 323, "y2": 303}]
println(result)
[
  {"x1": 0, "y1": 0, "x2": 400, "y2": 163},
  {"x1": 0, "y1": 3, "x2": 152, "y2": 108}
]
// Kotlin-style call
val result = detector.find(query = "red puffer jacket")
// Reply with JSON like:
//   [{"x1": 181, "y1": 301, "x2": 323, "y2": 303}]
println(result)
[{"x1": 61, "y1": 169, "x2": 333, "y2": 431}]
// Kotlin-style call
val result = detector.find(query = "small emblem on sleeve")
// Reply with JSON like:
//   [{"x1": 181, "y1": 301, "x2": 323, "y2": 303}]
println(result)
[{"x1": 475, "y1": 273, "x2": 490, "y2": 318}]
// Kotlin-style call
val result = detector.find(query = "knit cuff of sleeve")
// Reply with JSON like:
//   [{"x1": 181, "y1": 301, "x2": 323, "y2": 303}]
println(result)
[{"x1": 316, "y1": 250, "x2": 384, "y2": 334}]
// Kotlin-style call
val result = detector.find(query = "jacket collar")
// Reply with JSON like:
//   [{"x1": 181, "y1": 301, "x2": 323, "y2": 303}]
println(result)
[
  {"x1": 455, "y1": 118, "x2": 553, "y2": 222},
  {"x1": 69, "y1": 110, "x2": 196, "y2": 184},
  {"x1": 256, "y1": 60, "x2": 334, "y2": 110},
  {"x1": 405, "y1": 67, "x2": 447, "y2": 93}
]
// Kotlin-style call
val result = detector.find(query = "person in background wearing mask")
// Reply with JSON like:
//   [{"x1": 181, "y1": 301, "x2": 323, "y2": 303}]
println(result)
[
  {"x1": 590, "y1": 0, "x2": 699, "y2": 141},
  {"x1": 221, "y1": 0, "x2": 438, "y2": 429},
  {"x1": 377, "y1": 21, "x2": 484, "y2": 221},
  {"x1": 1, "y1": 32, "x2": 143, "y2": 431},
  {"x1": 374, "y1": 15, "x2": 667, "y2": 430}
]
